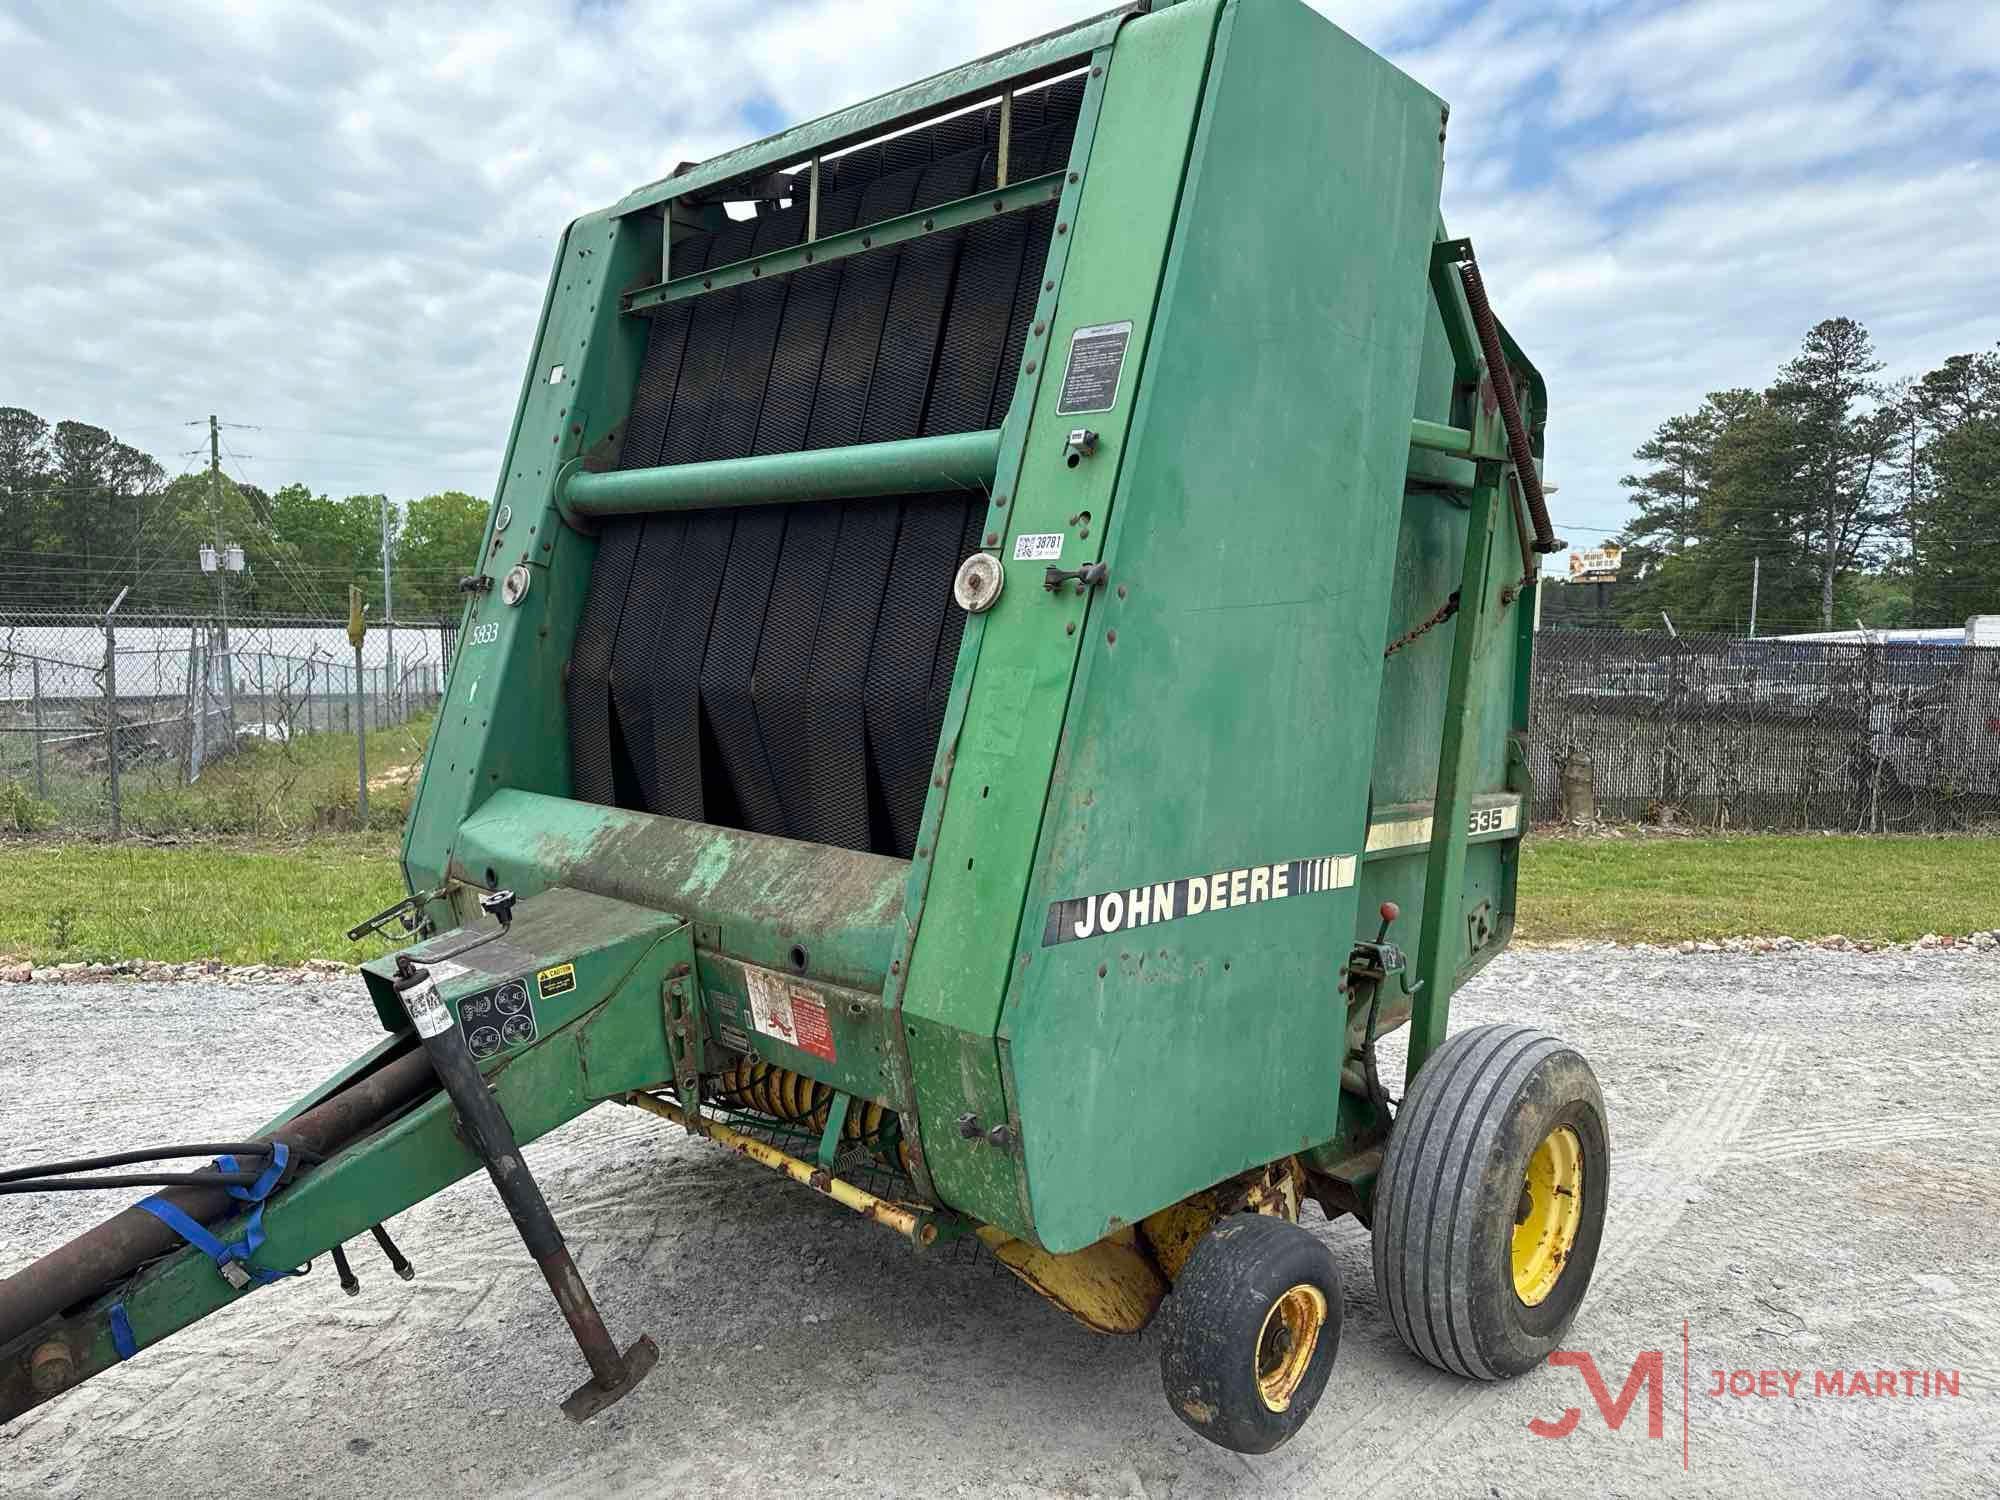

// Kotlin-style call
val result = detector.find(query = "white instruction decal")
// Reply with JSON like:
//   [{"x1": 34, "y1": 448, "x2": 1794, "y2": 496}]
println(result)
[
  {"x1": 402, "y1": 976, "x2": 453, "y2": 1037},
  {"x1": 1013, "y1": 532, "x2": 1065, "y2": 561}
]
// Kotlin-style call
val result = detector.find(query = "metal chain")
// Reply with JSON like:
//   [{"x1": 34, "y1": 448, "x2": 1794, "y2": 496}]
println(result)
[
  {"x1": 1382, "y1": 569, "x2": 1538, "y2": 659},
  {"x1": 1383, "y1": 591, "x2": 1460, "y2": 658}
]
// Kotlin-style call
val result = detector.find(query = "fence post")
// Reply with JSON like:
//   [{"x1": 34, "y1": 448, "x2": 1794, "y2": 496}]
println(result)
[
  {"x1": 354, "y1": 642, "x2": 369, "y2": 824},
  {"x1": 305, "y1": 658, "x2": 316, "y2": 738},
  {"x1": 349, "y1": 586, "x2": 369, "y2": 826},
  {"x1": 104, "y1": 587, "x2": 128, "y2": 837},
  {"x1": 30, "y1": 659, "x2": 47, "y2": 801}
]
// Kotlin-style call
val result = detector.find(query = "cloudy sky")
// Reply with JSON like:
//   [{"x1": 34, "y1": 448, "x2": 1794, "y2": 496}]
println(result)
[{"x1": 4, "y1": 0, "x2": 1996, "y2": 558}]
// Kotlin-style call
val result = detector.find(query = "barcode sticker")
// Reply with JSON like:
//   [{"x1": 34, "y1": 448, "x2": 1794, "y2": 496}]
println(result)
[{"x1": 1013, "y1": 532, "x2": 1064, "y2": 561}]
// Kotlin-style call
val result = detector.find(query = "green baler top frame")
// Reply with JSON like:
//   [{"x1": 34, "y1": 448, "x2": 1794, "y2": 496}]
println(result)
[{"x1": 4, "y1": 0, "x2": 1583, "y2": 1452}]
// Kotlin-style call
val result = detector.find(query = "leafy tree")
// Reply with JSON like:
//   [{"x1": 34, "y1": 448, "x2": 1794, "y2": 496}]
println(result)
[
  {"x1": 395, "y1": 490, "x2": 490, "y2": 617},
  {"x1": 1613, "y1": 389, "x2": 1755, "y2": 628},
  {"x1": 1913, "y1": 416, "x2": 2000, "y2": 624},
  {"x1": 1767, "y1": 318, "x2": 1898, "y2": 627},
  {"x1": 0, "y1": 408, "x2": 52, "y2": 573}
]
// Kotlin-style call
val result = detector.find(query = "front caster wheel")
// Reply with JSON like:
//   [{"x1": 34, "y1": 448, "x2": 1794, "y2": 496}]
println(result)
[
  {"x1": 1159, "y1": 1214, "x2": 1342, "y2": 1454},
  {"x1": 1372, "y1": 1024, "x2": 1609, "y2": 1380}
]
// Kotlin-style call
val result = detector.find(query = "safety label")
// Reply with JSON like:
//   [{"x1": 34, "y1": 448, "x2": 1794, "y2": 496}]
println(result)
[
  {"x1": 459, "y1": 978, "x2": 539, "y2": 1061},
  {"x1": 402, "y1": 978, "x2": 454, "y2": 1038},
  {"x1": 1013, "y1": 532, "x2": 1064, "y2": 561},
  {"x1": 744, "y1": 965, "x2": 838, "y2": 1062},
  {"x1": 536, "y1": 961, "x2": 576, "y2": 999},
  {"x1": 1042, "y1": 853, "x2": 1358, "y2": 946},
  {"x1": 1056, "y1": 320, "x2": 1133, "y2": 415}
]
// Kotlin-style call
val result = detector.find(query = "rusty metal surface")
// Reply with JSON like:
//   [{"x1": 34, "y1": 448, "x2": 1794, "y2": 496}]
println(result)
[
  {"x1": 973, "y1": 1224, "x2": 1166, "y2": 1335},
  {"x1": 621, "y1": 1091, "x2": 934, "y2": 1245},
  {"x1": 450, "y1": 790, "x2": 908, "y2": 994}
]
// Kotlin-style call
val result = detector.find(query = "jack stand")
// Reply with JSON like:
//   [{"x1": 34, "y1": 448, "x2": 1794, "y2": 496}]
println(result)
[{"x1": 393, "y1": 955, "x2": 658, "y2": 1421}]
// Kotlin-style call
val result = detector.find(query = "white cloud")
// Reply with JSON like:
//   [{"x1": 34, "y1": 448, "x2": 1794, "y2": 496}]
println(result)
[{"x1": 0, "y1": 0, "x2": 1992, "y2": 589}]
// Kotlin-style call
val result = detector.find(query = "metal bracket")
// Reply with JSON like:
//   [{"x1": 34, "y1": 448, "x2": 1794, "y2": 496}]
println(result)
[
  {"x1": 816, "y1": 1091, "x2": 852, "y2": 1170},
  {"x1": 663, "y1": 962, "x2": 707, "y2": 1137},
  {"x1": 346, "y1": 890, "x2": 440, "y2": 943},
  {"x1": 1043, "y1": 561, "x2": 1108, "y2": 594}
]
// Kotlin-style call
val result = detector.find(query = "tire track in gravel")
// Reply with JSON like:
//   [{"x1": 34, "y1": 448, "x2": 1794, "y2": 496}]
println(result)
[
  {"x1": 1591, "y1": 1033, "x2": 1786, "y2": 1292},
  {"x1": 1727, "y1": 1107, "x2": 2000, "y2": 1165}
]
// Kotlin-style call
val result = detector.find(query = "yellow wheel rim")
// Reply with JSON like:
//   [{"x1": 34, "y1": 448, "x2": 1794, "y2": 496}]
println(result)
[
  {"x1": 1254, "y1": 1284, "x2": 1327, "y2": 1412},
  {"x1": 1511, "y1": 1124, "x2": 1584, "y2": 1306}
]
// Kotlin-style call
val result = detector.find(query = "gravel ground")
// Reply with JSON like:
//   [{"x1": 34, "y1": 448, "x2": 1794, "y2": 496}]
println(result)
[{"x1": 3, "y1": 947, "x2": 1996, "y2": 1498}]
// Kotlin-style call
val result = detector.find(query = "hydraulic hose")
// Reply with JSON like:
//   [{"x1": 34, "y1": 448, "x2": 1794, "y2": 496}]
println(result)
[
  {"x1": 0, "y1": 1144, "x2": 310, "y2": 1187},
  {"x1": 0, "y1": 1045, "x2": 438, "y2": 1349},
  {"x1": 0, "y1": 1173, "x2": 267, "y2": 1195},
  {"x1": 1456, "y1": 255, "x2": 1560, "y2": 554}
]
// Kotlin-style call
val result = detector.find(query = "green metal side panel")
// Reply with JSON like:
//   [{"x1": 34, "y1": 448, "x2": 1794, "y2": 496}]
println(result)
[
  {"x1": 1353, "y1": 247, "x2": 1540, "y2": 1089},
  {"x1": 1002, "y1": 0, "x2": 1449, "y2": 1252},
  {"x1": 896, "y1": 0, "x2": 1222, "y2": 1240}
]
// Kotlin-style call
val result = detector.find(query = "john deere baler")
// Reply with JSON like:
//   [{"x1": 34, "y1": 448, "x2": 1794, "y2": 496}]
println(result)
[{"x1": 3, "y1": 0, "x2": 1608, "y2": 1454}]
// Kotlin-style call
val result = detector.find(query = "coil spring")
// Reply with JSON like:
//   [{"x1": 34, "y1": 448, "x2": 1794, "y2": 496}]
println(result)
[{"x1": 710, "y1": 1057, "x2": 898, "y2": 1154}]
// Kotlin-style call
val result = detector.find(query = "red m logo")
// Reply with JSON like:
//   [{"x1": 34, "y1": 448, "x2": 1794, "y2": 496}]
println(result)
[{"x1": 1529, "y1": 1351, "x2": 1666, "y2": 1440}]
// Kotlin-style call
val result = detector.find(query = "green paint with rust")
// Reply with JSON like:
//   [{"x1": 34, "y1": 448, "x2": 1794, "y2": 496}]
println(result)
[{"x1": 447, "y1": 790, "x2": 907, "y2": 995}]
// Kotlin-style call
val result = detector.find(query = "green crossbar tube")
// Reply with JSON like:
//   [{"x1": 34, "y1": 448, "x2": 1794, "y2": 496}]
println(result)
[{"x1": 564, "y1": 430, "x2": 1003, "y2": 516}]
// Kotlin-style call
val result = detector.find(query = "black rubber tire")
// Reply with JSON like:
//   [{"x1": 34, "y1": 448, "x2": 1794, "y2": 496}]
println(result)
[
  {"x1": 1159, "y1": 1214, "x2": 1343, "y2": 1454},
  {"x1": 1371, "y1": 1023, "x2": 1608, "y2": 1380}
]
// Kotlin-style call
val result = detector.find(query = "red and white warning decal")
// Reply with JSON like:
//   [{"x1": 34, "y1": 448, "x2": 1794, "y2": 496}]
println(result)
[{"x1": 743, "y1": 964, "x2": 838, "y2": 1062}]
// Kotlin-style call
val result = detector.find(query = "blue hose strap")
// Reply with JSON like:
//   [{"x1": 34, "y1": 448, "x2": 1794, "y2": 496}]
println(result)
[
  {"x1": 215, "y1": 1142, "x2": 289, "y2": 1203},
  {"x1": 134, "y1": 1141, "x2": 302, "y2": 1289},
  {"x1": 109, "y1": 1302, "x2": 137, "y2": 1360}
]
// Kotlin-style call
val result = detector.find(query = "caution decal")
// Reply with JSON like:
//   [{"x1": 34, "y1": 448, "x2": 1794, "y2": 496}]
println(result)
[
  {"x1": 1042, "y1": 854, "x2": 1357, "y2": 946},
  {"x1": 743, "y1": 964, "x2": 838, "y2": 1063}
]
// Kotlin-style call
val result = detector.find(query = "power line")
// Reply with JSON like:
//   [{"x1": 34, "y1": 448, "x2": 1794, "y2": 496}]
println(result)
[{"x1": 219, "y1": 431, "x2": 333, "y2": 616}]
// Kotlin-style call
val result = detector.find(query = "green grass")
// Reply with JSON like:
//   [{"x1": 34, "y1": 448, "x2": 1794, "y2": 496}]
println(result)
[
  {"x1": 1, "y1": 830, "x2": 1992, "y2": 968},
  {"x1": 0, "y1": 838, "x2": 407, "y2": 967},
  {"x1": 1516, "y1": 833, "x2": 2000, "y2": 945},
  {"x1": 0, "y1": 713, "x2": 436, "y2": 840}
]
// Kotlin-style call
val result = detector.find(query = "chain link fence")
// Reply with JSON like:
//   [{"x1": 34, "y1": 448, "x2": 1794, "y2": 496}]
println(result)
[
  {"x1": 10, "y1": 610, "x2": 1997, "y2": 839},
  {"x1": 1529, "y1": 629, "x2": 2000, "y2": 831},
  {"x1": 0, "y1": 610, "x2": 454, "y2": 835}
]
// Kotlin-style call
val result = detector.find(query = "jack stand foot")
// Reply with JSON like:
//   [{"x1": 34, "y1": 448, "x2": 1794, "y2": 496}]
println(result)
[{"x1": 560, "y1": 1334, "x2": 659, "y2": 1422}]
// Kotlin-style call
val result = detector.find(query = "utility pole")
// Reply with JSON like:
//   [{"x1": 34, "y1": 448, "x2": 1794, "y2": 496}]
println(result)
[
  {"x1": 379, "y1": 494, "x2": 396, "y2": 720},
  {"x1": 208, "y1": 415, "x2": 236, "y2": 735},
  {"x1": 1748, "y1": 556, "x2": 1760, "y2": 640}
]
